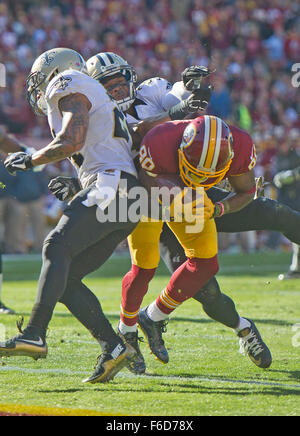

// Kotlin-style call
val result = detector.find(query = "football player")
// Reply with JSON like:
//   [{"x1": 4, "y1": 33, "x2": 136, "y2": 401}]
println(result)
[
  {"x1": 129, "y1": 116, "x2": 271, "y2": 371},
  {"x1": 0, "y1": 47, "x2": 144, "y2": 384},
  {"x1": 274, "y1": 165, "x2": 300, "y2": 280},
  {"x1": 83, "y1": 53, "x2": 271, "y2": 370},
  {"x1": 48, "y1": 53, "x2": 297, "y2": 372}
]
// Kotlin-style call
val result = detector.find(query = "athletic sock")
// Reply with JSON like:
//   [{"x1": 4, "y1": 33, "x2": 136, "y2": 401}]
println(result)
[
  {"x1": 234, "y1": 317, "x2": 251, "y2": 334},
  {"x1": 146, "y1": 302, "x2": 169, "y2": 322},
  {"x1": 120, "y1": 265, "x2": 156, "y2": 326},
  {"x1": 118, "y1": 320, "x2": 138, "y2": 334},
  {"x1": 152, "y1": 256, "x2": 219, "y2": 318}
]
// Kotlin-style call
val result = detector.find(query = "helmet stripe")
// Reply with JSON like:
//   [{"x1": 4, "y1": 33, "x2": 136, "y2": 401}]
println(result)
[
  {"x1": 198, "y1": 115, "x2": 210, "y2": 168},
  {"x1": 106, "y1": 52, "x2": 114, "y2": 63},
  {"x1": 204, "y1": 116, "x2": 217, "y2": 169},
  {"x1": 100, "y1": 53, "x2": 113, "y2": 65},
  {"x1": 96, "y1": 54, "x2": 106, "y2": 66},
  {"x1": 211, "y1": 117, "x2": 222, "y2": 170}
]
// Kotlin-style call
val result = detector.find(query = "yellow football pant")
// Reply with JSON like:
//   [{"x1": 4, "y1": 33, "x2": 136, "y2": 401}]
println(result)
[{"x1": 128, "y1": 192, "x2": 217, "y2": 269}]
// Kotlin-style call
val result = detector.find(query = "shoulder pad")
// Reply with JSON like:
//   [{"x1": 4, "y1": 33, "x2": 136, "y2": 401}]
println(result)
[
  {"x1": 46, "y1": 70, "x2": 86, "y2": 102},
  {"x1": 136, "y1": 77, "x2": 173, "y2": 101}
]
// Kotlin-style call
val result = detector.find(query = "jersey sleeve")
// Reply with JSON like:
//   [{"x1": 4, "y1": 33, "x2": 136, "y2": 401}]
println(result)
[
  {"x1": 139, "y1": 121, "x2": 185, "y2": 175},
  {"x1": 227, "y1": 126, "x2": 257, "y2": 176},
  {"x1": 45, "y1": 70, "x2": 95, "y2": 111},
  {"x1": 163, "y1": 80, "x2": 190, "y2": 109},
  {"x1": 136, "y1": 77, "x2": 190, "y2": 112}
]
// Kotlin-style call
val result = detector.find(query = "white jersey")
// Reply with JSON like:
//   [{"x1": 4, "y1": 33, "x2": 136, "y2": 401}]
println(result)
[
  {"x1": 125, "y1": 77, "x2": 190, "y2": 125},
  {"x1": 46, "y1": 69, "x2": 137, "y2": 188}
]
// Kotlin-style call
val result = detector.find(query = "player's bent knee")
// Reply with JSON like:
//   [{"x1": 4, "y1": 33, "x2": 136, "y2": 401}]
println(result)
[
  {"x1": 42, "y1": 231, "x2": 72, "y2": 262},
  {"x1": 192, "y1": 276, "x2": 221, "y2": 304},
  {"x1": 124, "y1": 264, "x2": 156, "y2": 284}
]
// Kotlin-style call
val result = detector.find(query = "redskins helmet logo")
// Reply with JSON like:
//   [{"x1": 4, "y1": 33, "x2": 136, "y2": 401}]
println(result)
[{"x1": 180, "y1": 123, "x2": 196, "y2": 150}]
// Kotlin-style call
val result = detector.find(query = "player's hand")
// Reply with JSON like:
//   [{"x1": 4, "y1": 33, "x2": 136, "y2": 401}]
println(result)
[
  {"x1": 4, "y1": 152, "x2": 33, "y2": 175},
  {"x1": 182, "y1": 65, "x2": 212, "y2": 91},
  {"x1": 48, "y1": 176, "x2": 82, "y2": 201},
  {"x1": 254, "y1": 176, "x2": 265, "y2": 199},
  {"x1": 185, "y1": 85, "x2": 214, "y2": 112},
  {"x1": 273, "y1": 169, "x2": 299, "y2": 189}
]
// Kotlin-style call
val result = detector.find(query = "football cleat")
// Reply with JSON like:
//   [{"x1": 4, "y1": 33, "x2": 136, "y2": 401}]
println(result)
[
  {"x1": 0, "y1": 301, "x2": 15, "y2": 315},
  {"x1": 82, "y1": 341, "x2": 136, "y2": 384},
  {"x1": 238, "y1": 319, "x2": 272, "y2": 369},
  {"x1": 117, "y1": 326, "x2": 146, "y2": 375},
  {"x1": 0, "y1": 326, "x2": 47, "y2": 361},
  {"x1": 278, "y1": 271, "x2": 300, "y2": 281},
  {"x1": 138, "y1": 308, "x2": 169, "y2": 364}
]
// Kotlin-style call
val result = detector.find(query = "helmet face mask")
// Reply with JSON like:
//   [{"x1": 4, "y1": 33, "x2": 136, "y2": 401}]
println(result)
[
  {"x1": 26, "y1": 48, "x2": 87, "y2": 116},
  {"x1": 86, "y1": 52, "x2": 137, "y2": 111},
  {"x1": 26, "y1": 70, "x2": 49, "y2": 115},
  {"x1": 178, "y1": 116, "x2": 234, "y2": 190}
]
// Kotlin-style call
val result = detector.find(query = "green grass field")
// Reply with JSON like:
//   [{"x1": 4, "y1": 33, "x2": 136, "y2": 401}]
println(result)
[{"x1": 0, "y1": 251, "x2": 299, "y2": 416}]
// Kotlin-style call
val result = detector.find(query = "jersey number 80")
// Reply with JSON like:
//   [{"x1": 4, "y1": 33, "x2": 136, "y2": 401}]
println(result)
[{"x1": 139, "y1": 144, "x2": 155, "y2": 171}]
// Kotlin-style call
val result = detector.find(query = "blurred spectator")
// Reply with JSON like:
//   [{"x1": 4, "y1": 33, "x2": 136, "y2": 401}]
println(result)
[
  {"x1": 0, "y1": 157, "x2": 22, "y2": 253},
  {"x1": 208, "y1": 74, "x2": 232, "y2": 120},
  {"x1": 0, "y1": 156, "x2": 48, "y2": 253},
  {"x1": 12, "y1": 168, "x2": 49, "y2": 253}
]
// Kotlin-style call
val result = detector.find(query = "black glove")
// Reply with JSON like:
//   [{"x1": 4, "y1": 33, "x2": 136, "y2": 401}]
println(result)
[
  {"x1": 48, "y1": 176, "x2": 82, "y2": 201},
  {"x1": 182, "y1": 65, "x2": 212, "y2": 91},
  {"x1": 4, "y1": 152, "x2": 33, "y2": 175},
  {"x1": 168, "y1": 85, "x2": 214, "y2": 120}
]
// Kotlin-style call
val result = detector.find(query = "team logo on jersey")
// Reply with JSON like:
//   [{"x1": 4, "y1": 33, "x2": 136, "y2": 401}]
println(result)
[
  {"x1": 53, "y1": 76, "x2": 72, "y2": 91},
  {"x1": 180, "y1": 123, "x2": 196, "y2": 150}
]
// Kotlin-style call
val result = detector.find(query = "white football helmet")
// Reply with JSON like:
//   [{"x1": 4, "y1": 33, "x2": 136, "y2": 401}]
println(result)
[
  {"x1": 26, "y1": 47, "x2": 87, "y2": 115},
  {"x1": 86, "y1": 52, "x2": 137, "y2": 111}
]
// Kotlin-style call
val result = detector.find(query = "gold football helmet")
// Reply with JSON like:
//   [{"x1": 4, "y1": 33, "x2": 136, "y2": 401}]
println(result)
[{"x1": 26, "y1": 47, "x2": 87, "y2": 115}]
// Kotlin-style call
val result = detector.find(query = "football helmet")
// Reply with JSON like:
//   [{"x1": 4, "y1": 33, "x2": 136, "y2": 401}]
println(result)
[
  {"x1": 86, "y1": 52, "x2": 137, "y2": 111},
  {"x1": 178, "y1": 115, "x2": 234, "y2": 190},
  {"x1": 26, "y1": 48, "x2": 87, "y2": 115}
]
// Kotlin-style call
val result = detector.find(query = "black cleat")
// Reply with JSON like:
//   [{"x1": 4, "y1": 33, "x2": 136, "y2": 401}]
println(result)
[
  {"x1": 238, "y1": 319, "x2": 272, "y2": 369},
  {"x1": 0, "y1": 323, "x2": 47, "y2": 361},
  {"x1": 278, "y1": 271, "x2": 300, "y2": 281},
  {"x1": 117, "y1": 327, "x2": 146, "y2": 375},
  {"x1": 82, "y1": 341, "x2": 136, "y2": 384},
  {"x1": 138, "y1": 307, "x2": 169, "y2": 364},
  {"x1": 0, "y1": 301, "x2": 15, "y2": 315}
]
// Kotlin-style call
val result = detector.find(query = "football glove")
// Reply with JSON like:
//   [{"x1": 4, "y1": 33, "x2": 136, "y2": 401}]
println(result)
[
  {"x1": 273, "y1": 167, "x2": 300, "y2": 189},
  {"x1": 182, "y1": 65, "x2": 212, "y2": 91},
  {"x1": 168, "y1": 85, "x2": 214, "y2": 120},
  {"x1": 48, "y1": 176, "x2": 82, "y2": 202},
  {"x1": 4, "y1": 152, "x2": 33, "y2": 175}
]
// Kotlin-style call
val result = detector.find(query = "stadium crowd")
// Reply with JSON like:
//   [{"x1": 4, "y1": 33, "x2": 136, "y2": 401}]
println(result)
[{"x1": 0, "y1": 0, "x2": 299, "y2": 253}]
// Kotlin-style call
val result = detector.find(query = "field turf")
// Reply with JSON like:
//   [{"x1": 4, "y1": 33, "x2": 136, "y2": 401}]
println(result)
[{"x1": 0, "y1": 251, "x2": 299, "y2": 416}]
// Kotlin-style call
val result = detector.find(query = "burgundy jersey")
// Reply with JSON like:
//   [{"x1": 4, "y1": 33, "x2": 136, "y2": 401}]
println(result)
[{"x1": 139, "y1": 119, "x2": 256, "y2": 179}]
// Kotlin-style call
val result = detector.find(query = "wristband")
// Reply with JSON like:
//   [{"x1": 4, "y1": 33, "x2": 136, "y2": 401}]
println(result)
[
  {"x1": 25, "y1": 154, "x2": 34, "y2": 169},
  {"x1": 168, "y1": 100, "x2": 189, "y2": 120},
  {"x1": 214, "y1": 202, "x2": 225, "y2": 218}
]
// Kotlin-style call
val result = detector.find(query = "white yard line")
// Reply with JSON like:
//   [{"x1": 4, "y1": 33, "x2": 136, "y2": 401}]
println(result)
[{"x1": 1, "y1": 365, "x2": 300, "y2": 390}]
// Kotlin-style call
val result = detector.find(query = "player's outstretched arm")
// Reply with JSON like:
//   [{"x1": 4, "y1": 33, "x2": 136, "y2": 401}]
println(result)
[
  {"x1": 4, "y1": 93, "x2": 91, "y2": 175},
  {"x1": 213, "y1": 170, "x2": 256, "y2": 218}
]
